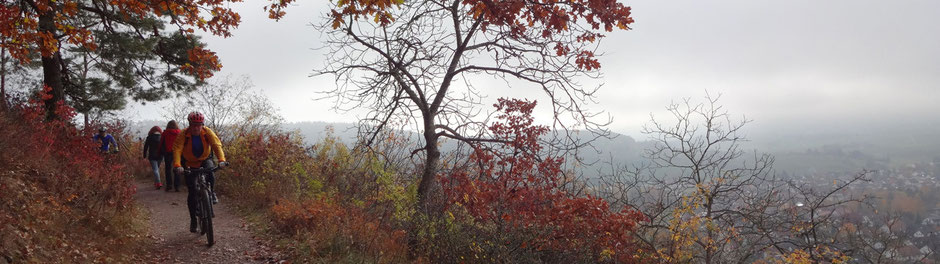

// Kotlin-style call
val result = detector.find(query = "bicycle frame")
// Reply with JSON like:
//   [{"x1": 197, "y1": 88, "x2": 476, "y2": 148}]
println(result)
[{"x1": 195, "y1": 173, "x2": 214, "y2": 217}]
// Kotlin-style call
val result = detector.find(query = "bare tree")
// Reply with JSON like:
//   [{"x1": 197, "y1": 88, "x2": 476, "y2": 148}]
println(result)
[
  {"x1": 313, "y1": 0, "x2": 635, "y2": 215},
  {"x1": 840, "y1": 211, "x2": 915, "y2": 264},
  {"x1": 598, "y1": 93, "x2": 872, "y2": 263},
  {"x1": 164, "y1": 74, "x2": 283, "y2": 140}
]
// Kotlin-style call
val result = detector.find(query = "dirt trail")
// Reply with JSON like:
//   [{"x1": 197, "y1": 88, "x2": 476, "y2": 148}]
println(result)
[{"x1": 132, "y1": 180, "x2": 281, "y2": 263}]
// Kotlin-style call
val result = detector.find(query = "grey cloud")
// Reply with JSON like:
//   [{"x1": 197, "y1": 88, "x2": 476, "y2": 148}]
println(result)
[{"x1": 127, "y1": 0, "x2": 940, "y2": 141}]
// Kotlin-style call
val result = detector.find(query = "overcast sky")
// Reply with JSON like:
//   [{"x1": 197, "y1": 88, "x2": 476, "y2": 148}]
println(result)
[{"x1": 125, "y1": 0, "x2": 940, "y2": 138}]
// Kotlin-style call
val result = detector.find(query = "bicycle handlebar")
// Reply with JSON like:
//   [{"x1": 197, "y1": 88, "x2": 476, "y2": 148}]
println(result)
[{"x1": 185, "y1": 166, "x2": 222, "y2": 174}]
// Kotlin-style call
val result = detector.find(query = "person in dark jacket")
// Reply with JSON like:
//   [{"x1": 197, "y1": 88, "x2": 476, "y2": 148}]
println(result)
[
  {"x1": 143, "y1": 126, "x2": 164, "y2": 189},
  {"x1": 159, "y1": 121, "x2": 182, "y2": 192}
]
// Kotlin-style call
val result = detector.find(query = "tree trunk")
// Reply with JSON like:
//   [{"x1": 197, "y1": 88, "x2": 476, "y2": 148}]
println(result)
[
  {"x1": 408, "y1": 112, "x2": 442, "y2": 259},
  {"x1": 39, "y1": 10, "x2": 65, "y2": 120},
  {"x1": 1, "y1": 44, "x2": 6, "y2": 111},
  {"x1": 416, "y1": 117, "x2": 441, "y2": 214}
]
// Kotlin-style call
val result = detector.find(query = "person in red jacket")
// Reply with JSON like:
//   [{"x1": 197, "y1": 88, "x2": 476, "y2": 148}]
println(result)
[{"x1": 159, "y1": 120, "x2": 182, "y2": 192}]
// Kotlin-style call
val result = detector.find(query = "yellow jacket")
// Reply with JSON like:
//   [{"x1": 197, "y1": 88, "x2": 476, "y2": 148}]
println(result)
[{"x1": 172, "y1": 126, "x2": 226, "y2": 168}]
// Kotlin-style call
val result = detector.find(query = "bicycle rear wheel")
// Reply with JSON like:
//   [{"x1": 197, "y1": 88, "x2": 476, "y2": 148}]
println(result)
[{"x1": 200, "y1": 189, "x2": 215, "y2": 246}]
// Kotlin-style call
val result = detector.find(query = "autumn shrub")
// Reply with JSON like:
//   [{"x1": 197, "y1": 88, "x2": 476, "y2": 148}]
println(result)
[
  {"x1": 223, "y1": 130, "x2": 316, "y2": 207},
  {"x1": 217, "y1": 99, "x2": 651, "y2": 263},
  {"x1": 270, "y1": 197, "x2": 408, "y2": 263},
  {"x1": 220, "y1": 128, "x2": 413, "y2": 262},
  {"x1": 757, "y1": 246, "x2": 851, "y2": 264},
  {"x1": 435, "y1": 99, "x2": 648, "y2": 263},
  {"x1": 96, "y1": 119, "x2": 150, "y2": 180},
  {"x1": 0, "y1": 93, "x2": 145, "y2": 263}
]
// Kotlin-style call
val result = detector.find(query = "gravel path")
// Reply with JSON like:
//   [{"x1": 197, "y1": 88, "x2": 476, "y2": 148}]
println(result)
[{"x1": 133, "y1": 180, "x2": 281, "y2": 263}]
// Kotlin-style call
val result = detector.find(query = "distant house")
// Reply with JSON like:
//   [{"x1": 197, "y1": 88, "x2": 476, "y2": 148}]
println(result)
[
  {"x1": 920, "y1": 246, "x2": 933, "y2": 256},
  {"x1": 924, "y1": 217, "x2": 938, "y2": 226},
  {"x1": 863, "y1": 216, "x2": 876, "y2": 227},
  {"x1": 880, "y1": 224, "x2": 892, "y2": 234}
]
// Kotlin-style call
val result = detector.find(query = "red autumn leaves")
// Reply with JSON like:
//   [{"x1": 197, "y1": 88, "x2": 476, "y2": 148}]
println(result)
[
  {"x1": 443, "y1": 98, "x2": 646, "y2": 262},
  {"x1": 267, "y1": 0, "x2": 632, "y2": 71},
  {"x1": 462, "y1": 0, "x2": 633, "y2": 70}
]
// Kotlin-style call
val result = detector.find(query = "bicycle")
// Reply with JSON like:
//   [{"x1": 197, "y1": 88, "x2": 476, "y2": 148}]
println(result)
[{"x1": 185, "y1": 166, "x2": 221, "y2": 247}]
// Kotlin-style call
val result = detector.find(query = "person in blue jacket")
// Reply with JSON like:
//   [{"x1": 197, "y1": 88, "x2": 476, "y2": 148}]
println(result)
[{"x1": 93, "y1": 127, "x2": 119, "y2": 153}]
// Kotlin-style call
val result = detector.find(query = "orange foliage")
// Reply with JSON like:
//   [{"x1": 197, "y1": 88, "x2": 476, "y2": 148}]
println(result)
[{"x1": 757, "y1": 246, "x2": 851, "y2": 264}]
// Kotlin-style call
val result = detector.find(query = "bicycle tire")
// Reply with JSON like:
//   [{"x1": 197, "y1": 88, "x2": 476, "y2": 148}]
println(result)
[
  {"x1": 197, "y1": 198, "x2": 206, "y2": 235},
  {"x1": 201, "y1": 188, "x2": 215, "y2": 247}
]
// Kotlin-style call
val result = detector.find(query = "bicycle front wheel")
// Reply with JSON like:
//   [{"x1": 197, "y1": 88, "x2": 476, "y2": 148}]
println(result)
[{"x1": 200, "y1": 189, "x2": 214, "y2": 247}]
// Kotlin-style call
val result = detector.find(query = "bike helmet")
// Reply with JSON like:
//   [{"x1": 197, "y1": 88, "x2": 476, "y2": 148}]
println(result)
[{"x1": 187, "y1": 111, "x2": 205, "y2": 124}]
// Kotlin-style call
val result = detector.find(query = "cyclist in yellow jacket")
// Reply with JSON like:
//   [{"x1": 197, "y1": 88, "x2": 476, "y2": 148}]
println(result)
[{"x1": 172, "y1": 111, "x2": 229, "y2": 232}]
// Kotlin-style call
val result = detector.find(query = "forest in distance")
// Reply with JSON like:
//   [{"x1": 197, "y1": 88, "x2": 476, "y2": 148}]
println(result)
[{"x1": 131, "y1": 118, "x2": 940, "y2": 176}]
